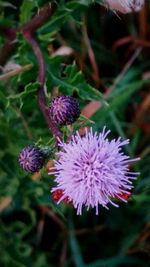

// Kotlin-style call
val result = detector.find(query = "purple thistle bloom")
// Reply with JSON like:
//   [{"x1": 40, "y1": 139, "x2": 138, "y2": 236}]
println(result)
[
  {"x1": 19, "y1": 145, "x2": 44, "y2": 173},
  {"x1": 49, "y1": 127, "x2": 140, "y2": 215},
  {"x1": 48, "y1": 96, "x2": 80, "y2": 126}
]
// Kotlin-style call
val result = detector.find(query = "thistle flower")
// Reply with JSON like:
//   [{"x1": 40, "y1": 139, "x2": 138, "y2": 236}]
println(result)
[
  {"x1": 48, "y1": 96, "x2": 80, "y2": 126},
  {"x1": 49, "y1": 127, "x2": 140, "y2": 215},
  {"x1": 19, "y1": 145, "x2": 45, "y2": 173},
  {"x1": 105, "y1": 0, "x2": 144, "y2": 13}
]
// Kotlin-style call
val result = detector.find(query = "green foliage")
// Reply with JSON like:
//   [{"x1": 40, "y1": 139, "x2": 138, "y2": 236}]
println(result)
[
  {"x1": 47, "y1": 59, "x2": 104, "y2": 101},
  {"x1": 19, "y1": 0, "x2": 37, "y2": 25},
  {"x1": 0, "y1": 0, "x2": 150, "y2": 267}
]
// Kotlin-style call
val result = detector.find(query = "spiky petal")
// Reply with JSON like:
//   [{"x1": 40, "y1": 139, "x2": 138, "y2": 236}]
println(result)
[{"x1": 49, "y1": 127, "x2": 140, "y2": 215}]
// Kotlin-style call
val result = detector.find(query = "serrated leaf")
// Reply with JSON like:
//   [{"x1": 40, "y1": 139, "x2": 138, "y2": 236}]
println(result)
[
  {"x1": 39, "y1": 1, "x2": 82, "y2": 35},
  {"x1": 47, "y1": 62, "x2": 105, "y2": 102},
  {"x1": 7, "y1": 82, "x2": 39, "y2": 102}
]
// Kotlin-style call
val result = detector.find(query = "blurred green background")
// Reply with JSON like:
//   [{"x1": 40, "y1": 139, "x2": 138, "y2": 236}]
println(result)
[{"x1": 0, "y1": 0, "x2": 150, "y2": 266}]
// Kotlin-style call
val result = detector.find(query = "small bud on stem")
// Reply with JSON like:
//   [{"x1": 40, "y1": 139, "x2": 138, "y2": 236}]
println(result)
[
  {"x1": 19, "y1": 145, "x2": 45, "y2": 173},
  {"x1": 49, "y1": 96, "x2": 80, "y2": 126}
]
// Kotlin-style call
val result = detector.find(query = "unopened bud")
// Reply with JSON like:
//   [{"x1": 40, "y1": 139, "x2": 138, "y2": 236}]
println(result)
[
  {"x1": 49, "y1": 96, "x2": 80, "y2": 126},
  {"x1": 19, "y1": 145, "x2": 45, "y2": 173}
]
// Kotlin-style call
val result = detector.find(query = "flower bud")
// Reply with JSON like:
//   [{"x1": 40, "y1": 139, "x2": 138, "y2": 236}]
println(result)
[
  {"x1": 19, "y1": 145, "x2": 45, "y2": 173},
  {"x1": 49, "y1": 96, "x2": 80, "y2": 126}
]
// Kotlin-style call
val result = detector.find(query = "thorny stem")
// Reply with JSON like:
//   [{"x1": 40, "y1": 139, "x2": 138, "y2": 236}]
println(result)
[
  {"x1": 21, "y1": 2, "x2": 57, "y2": 33},
  {"x1": 23, "y1": 32, "x2": 62, "y2": 143},
  {"x1": 23, "y1": 32, "x2": 45, "y2": 85},
  {"x1": 22, "y1": 2, "x2": 62, "y2": 143},
  {"x1": 0, "y1": 3, "x2": 57, "y2": 66}
]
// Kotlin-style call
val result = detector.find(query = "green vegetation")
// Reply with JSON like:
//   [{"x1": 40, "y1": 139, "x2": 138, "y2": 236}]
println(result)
[{"x1": 0, "y1": 0, "x2": 150, "y2": 266}]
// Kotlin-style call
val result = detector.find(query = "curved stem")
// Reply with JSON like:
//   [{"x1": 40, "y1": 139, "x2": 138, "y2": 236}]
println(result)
[
  {"x1": 0, "y1": 2, "x2": 57, "y2": 66},
  {"x1": 24, "y1": 33, "x2": 62, "y2": 142},
  {"x1": 21, "y1": 2, "x2": 57, "y2": 34},
  {"x1": 24, "y1": 32, "x2": 45, "y2": 84},
  {"x1": 0, "y1": 2, "x2": 61, "y2": 143}
]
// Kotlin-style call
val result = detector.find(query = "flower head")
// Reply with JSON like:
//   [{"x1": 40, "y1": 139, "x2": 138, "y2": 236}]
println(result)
[
  {"x1": 105, "y1": 0, "x2": 144, "y2": 13},
  {"x1": 19, "y1": 145, "x2": 45, "y2": 173},
  {"x1": 48, "y1": 96, "x2": 80, "y2": 126},
  {"x1": 49, "y1": 127, "x2": 140, "y2": 215}
]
